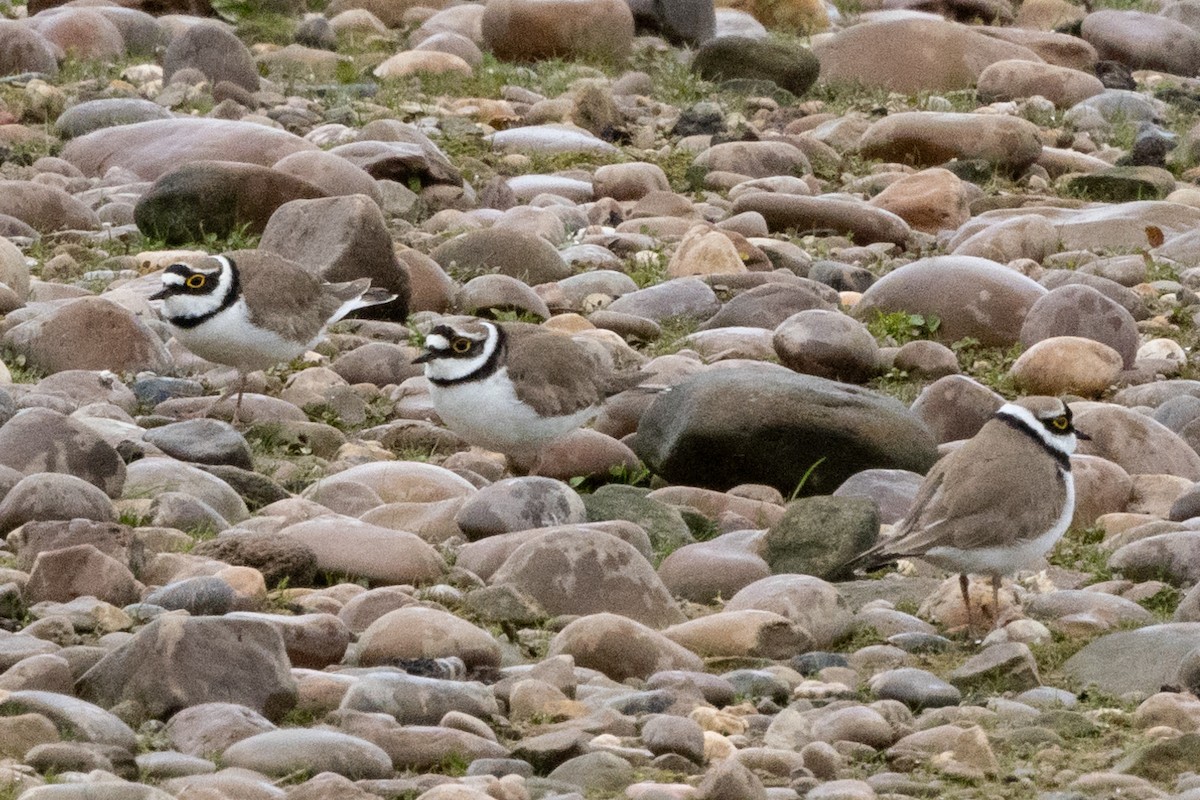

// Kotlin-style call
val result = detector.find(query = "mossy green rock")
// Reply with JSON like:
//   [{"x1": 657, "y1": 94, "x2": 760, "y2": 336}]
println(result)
[
  {"x1": 1063, "y1": 166, "x2": 1176, "y2": 202},
  {"x1": 763, "y1": 495, "x2": 879, "y2": 580},
  {"x1": 692, "y1": 36, "x2": 820, "y2": 97},
  {"x1": 583, "y1": 484, "x2": 694, "y2": 554}
]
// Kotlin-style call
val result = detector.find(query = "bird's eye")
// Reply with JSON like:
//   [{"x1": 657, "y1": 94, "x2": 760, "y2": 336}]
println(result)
[
  {"x1": 452, "y1": 338, "x2": 472, "y2": 353},
  {"x1": 1051, "y1": 416, "x2": 1070, "y2": 430},
  {"x1": 186, "y1": 274, "x2": 206, "y2": 289}
]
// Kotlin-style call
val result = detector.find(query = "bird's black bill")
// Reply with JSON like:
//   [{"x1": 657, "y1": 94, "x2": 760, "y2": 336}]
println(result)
[
  {"x1": 1075, "y1": 430, "x2": 1092, "y2": 440},
  {"x1": 412, "y1": 352, "x2": 434, "y2": 364},
  {"x1": 149, "y1": 288, "x2": 169, "y2": 301}
]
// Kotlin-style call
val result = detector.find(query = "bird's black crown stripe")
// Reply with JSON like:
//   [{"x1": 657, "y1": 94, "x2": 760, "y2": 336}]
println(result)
[
  {"x1": 165, "y1": 258, "x2": 242, "y2": 330},
  {"x1": 996, "y1": 412, "x2": 1071, "y2": 471},
  {"x1": 427, "y1": 324, "x2": 507, "y2": 387}
]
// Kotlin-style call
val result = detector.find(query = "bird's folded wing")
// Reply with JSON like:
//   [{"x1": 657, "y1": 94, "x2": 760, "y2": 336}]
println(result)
[
  {"x1": 505, "y1": 333, "x2": 606, "y2": 416},
  {"x1": 888, "y1": 446, "x2": 1067, "y2": 555}
]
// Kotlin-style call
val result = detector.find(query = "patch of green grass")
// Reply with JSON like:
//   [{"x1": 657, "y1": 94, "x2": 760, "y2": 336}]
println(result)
[
  {"x1": 278, "y1": 706, "x2": 321, "y2": 728},
  {"x1": 131, "y1": 223, "x2": 262, "y2": 258},
  {"x1": 786, "y1": 456, "x2": 827, "y2": 502},
  {"x1": 648, "y1": 146, "x2": 707, "y2": 195},
  {"x1": 235, "y1": 12, "x2": 296, "y2": 45},
  {"x1": 245, "y1": 422, "x2": 313, "y2": 458},
  {"x1": 53, "y1": 55, "x2": 142, "y2": 89},
  {"x1": 1138, "y1": 584, "x2": 1182, "y2": 621},
  {"x1": 567, "y1": 462, "x2": 653, "y2": 493},
  {"x1": 1028, "y1": 629, "x2": 1089, "y2": 677},
  {"x1": 836, "y1": 624, "x2": 884, "y2": 653},
  {"x1": 117, "y1": 508, "x2": 152, "y2": 528},
  {"x1": 867, "y1": 367, "x2": 926, "y2": 405},
  {"x1": 491, "y1": 309, "x2": 550, "y2": 325},
  {"x1": 636, "y1": 315, "x2": 701, "y2": 358},
  {"x1": 1048, "y1": 525, "x2": 1112, "y2": 584},
  {"x1": 3, "y1": 352, "x2": 45, "y2": 384},
  {"x1": 623, "y1": 250, "x2": 668, "y2": 289},
  {"x1": 628, "y1": 47, "x2": 716, "y2": 108},
  {"x1": 951, "y1": 338, "x2": 1022, "y2": 397},
  {"x1": 680, "y1": 507, "x2": 721, "y2": 542},
  {"x1": 806, "y1": 81, "x2": 892, "y2": 117},
  {"x1": 865, "y1": 311, "x2": 941, "y2": 346},
  {"x1": 430, "y1": 753, "x2": 471, "y2": 777},
  {"x1": 1089, "y1": 0, "x2": 1156, "y2": 11},
  {"x1": 1145, "y1": 255, "x2": 1180, "y2": 283}
]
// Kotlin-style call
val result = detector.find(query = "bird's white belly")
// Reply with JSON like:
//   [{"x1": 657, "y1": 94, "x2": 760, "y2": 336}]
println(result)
[
  {"x1": 169, "y1": 298, "x2": 311, "y2": 372},
  {"x1": 429, "y1": 368, "x2": 597, "y2": 454},
  {"x1": 924, "y1": 471, "x2": 1075, "y2": 576}
]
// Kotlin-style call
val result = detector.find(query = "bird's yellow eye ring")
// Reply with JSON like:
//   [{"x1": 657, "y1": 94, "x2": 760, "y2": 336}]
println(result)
[
  {"x1": 186, "y1": 274, "x2": 206, "y2": 289},
  {"x1": 1051, "y1": 416, "x2": 1069, "y2": 430},
  {"x1": 452, "y1": 338, "x2": 471, "y2": 354}
]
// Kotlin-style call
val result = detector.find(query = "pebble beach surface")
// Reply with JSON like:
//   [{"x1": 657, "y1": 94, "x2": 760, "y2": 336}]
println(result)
[{"x1": 2, "y1": 0, "x2": 1200, "y2": 798}]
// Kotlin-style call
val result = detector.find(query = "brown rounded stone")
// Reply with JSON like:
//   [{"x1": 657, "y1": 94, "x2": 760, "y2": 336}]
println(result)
[
  {"x1": 814, "y1": 17, "x2": 1041, "y2": 93},
  {"x1": 548, "y1": 612, "x2": 704, "y2": 681},
  {"x1": 1020, "y1": 284, "x2": 1140, "y2": 368},
  {"x1": 868, "y1": 168, "x2": 972, "y2": 234},
  {"x1": 854, "y1": 256, "x2": 1047, "y2": 347},
  {"x1": 481, "y1": 0, "x2": 635, "y2": 62},
  {"x1": 1009, "y1": 336, "x2": 1122, "y2": 397},
  {"x1": 976, "y1": 59, "x2": 1104, "y2": 109},
  {"x1": 1081, "y1": 9, "x2": 1200, "y2": 76},
  {"x1": 858, "y1": 112, "x2": 1043, "y2": 172}
]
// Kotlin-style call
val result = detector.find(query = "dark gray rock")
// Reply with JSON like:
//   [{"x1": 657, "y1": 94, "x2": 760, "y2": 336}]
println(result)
[
  {"x1": 696, "y1": 282, "x2": 833, "y2": 331},
  {"x1": 143, "y1": 577, "x2": 235, "y2": 616},
  {"x1": 54, "y1": 99, "x2": 174, "y2": 139},
  {"x1": 163, "y1": 22, "x2": 260, "y2": 92},
  {"x1": 430, "y1": 227, "x2": 569, "y2": 285},
  {"x1": 910, "y1": 374, "x2": 1004, "y2": 445},
  {"x1": 547, "y1": 751, "x2": 635, "y2": 795},
  {"x1": 948, "y1": 642, "x2": 1040, "y2": 692},
  {"x1": 0, "y1": 473, "x2": 115, "y2": 534},
  {"x1": 634, "y1": 367, "x2": 938, "y2": 495},
  {"x1": 808, "y1": 260, "x2": 876, "y2": 292},
  {"x1": 1108, "y1": 531, "x2": 1200, "y2": 586},
  {"x1": 134, "y1": 161, "x2": 326, "y2": 245},
  {"x1": 490, "y1": 529, "x2": 684, "y2": 627},
  {"x1": 692, "y1": 36, "x2": 820, "y2": 96},
  {"x1": 833, "y1": 469, "x2": 923, "y2": 525},
  {"x1": 870, "y1": 667, "x2": 962, "y2": 710},
  {"x1": 630, "y1": 0, "x2": 714, "y2": 44},
  {"x1": 454, "y1": 476, "x2": 586, "y2": 541},
  {"x1": 144, "y1": 419, "x2": 253, "y2": 470},
  {"x1": 641, "y1": 714, "x2": 706, "y2": 763},
  {"x1": 338, "y1": 672, "x2": 498, "y2": 725}
]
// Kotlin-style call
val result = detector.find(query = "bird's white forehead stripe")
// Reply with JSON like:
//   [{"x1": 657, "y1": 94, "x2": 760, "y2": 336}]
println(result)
[
  {"x1": 163, "y1": 273, "x2": 185, "y2": 286},
  {"x1": 426, "y1": 333, "x2": 450, "y2": 350}
]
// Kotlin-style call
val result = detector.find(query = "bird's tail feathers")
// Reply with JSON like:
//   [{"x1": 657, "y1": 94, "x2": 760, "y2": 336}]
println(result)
[{"x1": 329, "y1": 281, "x2": 398, "y2": 323}]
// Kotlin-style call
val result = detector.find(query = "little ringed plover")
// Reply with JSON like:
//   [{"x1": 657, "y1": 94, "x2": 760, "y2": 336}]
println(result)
[
  {"x1": 848, "y1": 395, "x2": 1089, "y2": 631},
  {"x1": 414, "y1": 319, "x2": 640, "y2": 468},
  {"x1": 151, "y1": 251, "x2": 396, "y2": 423}
]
